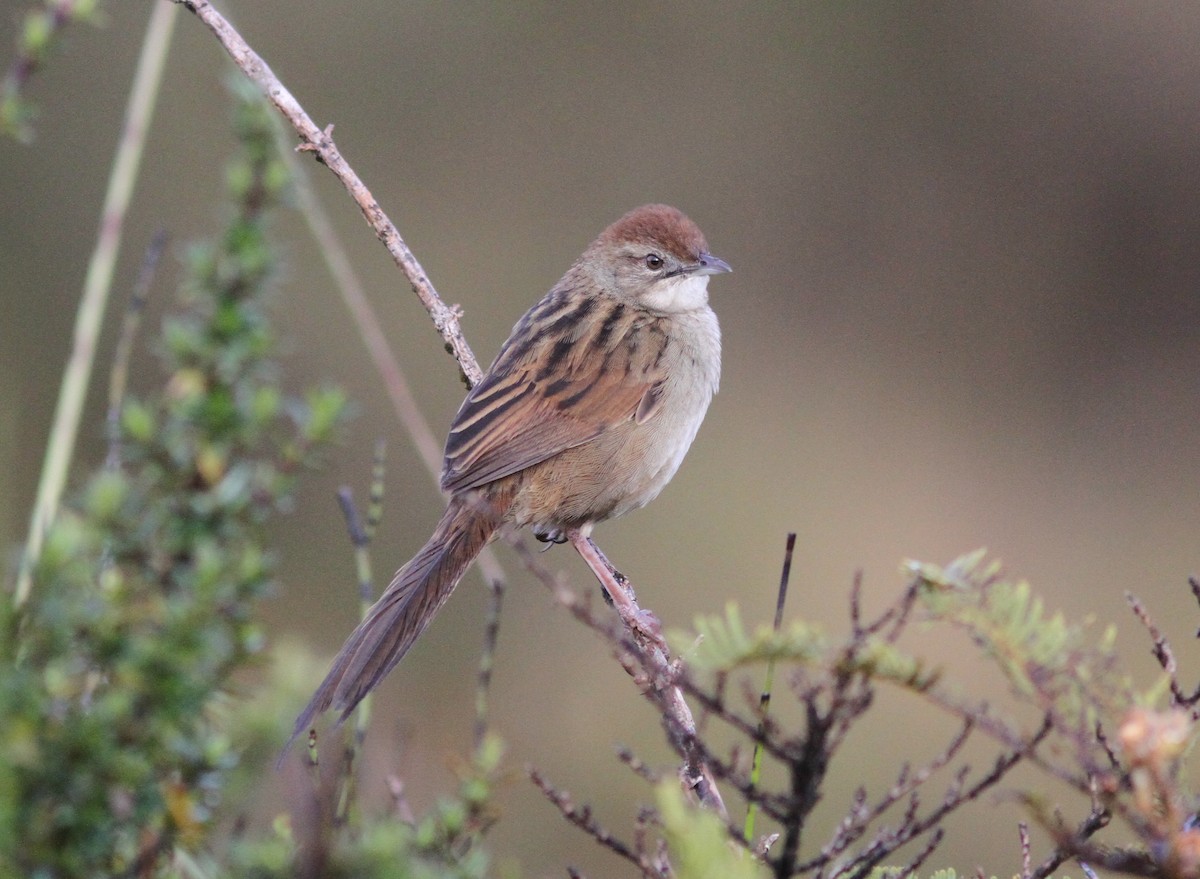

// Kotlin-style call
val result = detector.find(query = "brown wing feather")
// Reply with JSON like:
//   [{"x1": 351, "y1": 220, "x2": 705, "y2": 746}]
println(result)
[{"x1": 441, "y1": 290, "x2": 667, "y2": 493}]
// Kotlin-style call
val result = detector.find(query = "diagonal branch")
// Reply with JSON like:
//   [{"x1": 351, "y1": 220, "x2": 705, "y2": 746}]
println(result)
[{"x1": 172, "y1": 0, "x2": 482, "y2": 385}]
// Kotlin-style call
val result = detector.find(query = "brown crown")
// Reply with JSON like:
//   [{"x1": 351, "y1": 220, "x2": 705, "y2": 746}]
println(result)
[{"x1": 595, "y1": 204, "x2": 709, "y2": 261}]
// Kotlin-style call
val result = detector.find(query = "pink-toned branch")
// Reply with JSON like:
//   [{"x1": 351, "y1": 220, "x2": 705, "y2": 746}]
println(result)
[{"x1": 174, "y1": 0, "x2": 482, "y2": 386}]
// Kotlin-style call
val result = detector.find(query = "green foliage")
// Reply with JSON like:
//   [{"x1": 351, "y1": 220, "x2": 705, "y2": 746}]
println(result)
[
  {"x1": 678, "y1": 601, "x2": 939, "y2": 692},
  {"x1": 910, "y1": 549, "x2": 1128, "y2": 724},
  {"x1": 0, "y1": 88, "x2": 345, "y2": 878},
  {"x1": 657, "y1": 783, "x2": 767, "y2": 879},
  {"x1": 679, "y1": 601, "x2": 827, "y2": 670},
  {"x1": 0, "y1": 80, "x2": 514, "y2": 879},
  {"x1": 224, "y1": 734, "x2": 504, "y2": 879}
]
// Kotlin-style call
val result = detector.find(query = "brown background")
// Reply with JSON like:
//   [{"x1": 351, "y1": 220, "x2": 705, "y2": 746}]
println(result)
[{"x1": 2, "y1": 2, "x2": 1198, "y2": 875}]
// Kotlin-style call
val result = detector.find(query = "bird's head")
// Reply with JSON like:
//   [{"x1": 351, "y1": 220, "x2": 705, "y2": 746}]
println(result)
[{"x1": 582, "y1": 204, "x2": 731, "y2": 313}]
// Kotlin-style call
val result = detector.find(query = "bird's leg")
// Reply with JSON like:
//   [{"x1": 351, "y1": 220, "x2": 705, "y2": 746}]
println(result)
[{"x1": 567, "y1": 530, "x2": 659, "y2": 638}]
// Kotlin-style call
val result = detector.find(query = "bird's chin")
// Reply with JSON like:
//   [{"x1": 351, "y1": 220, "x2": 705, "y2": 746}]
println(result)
[{"x1": 640, "y1": 273, "x2": 711, "y2": 313}]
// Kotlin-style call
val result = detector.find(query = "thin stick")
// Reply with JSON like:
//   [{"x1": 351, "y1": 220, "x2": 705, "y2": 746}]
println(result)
[
  {"x1": 173, "y1": 0, "x2": 481, "y2": 385},
  {"x1": 529, "y1": 767, "x2": 651, "y2": 874},
  {"x1": 332, "y1": 468, "x2": 383, "y2": 825},
  {"x1": 106, "y1": 230, "x2": 167, "y2": 471},
  {"x1": 364, "y1": 439, "x2": 386, "y2": 542},
  {"x1": 474, "y1": 576, "x2": 506, "y2": 751},
  {"x1": 745, "y1": 533, "x2": 796, "y2": 842},
  {"x1": 16, "y1": 1, "x2": 179, "y2": 607}
]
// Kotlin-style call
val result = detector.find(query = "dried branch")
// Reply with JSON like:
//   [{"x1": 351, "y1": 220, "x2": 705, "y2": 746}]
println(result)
[
  {"x1": 1127, "y1": 591, "x2": 1198, "y2": 708},
  {"x1": 529, "y1": 767, "x2": 660, "y2": 878},
  {"x1": 473, "y1": 576, "x2": 506, "y2": 750},
  {"x1": 1030, "y1": 805, "x2": 1110, "y2": 879},
  {"x1": 173, "y1": 0, "x2": 480, "y2": 383}
]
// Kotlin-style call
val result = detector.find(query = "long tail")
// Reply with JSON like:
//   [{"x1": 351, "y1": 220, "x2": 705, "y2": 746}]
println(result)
[{"x1": 286, "y1": 494, "x2": 501, "y2": 752}]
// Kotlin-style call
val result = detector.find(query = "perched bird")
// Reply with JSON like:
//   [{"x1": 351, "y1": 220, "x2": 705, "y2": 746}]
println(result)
[{"x1": 290, "y1": 204, "x2": 730, "y2": 745}]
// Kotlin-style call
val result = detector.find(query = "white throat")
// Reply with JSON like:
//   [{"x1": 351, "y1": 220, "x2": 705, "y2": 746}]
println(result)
[{"x1": 640, "y1": 273, "x2": 711, "y2": 313}]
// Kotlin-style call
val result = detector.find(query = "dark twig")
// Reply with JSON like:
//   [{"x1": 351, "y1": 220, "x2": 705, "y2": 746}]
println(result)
[
  {"x1": 1030, "y1": 805, "x2": 1110, "y2": 879},
  {"x1": 514, "y1": 533, "x2": 728, "y2": 816},
  {"x1": 618, "y1": 746, "x2": 663, "y2": 786},
  {"x1": 1019, "y1": 822, "x2": 1032, "y2": 879},
  {"x1": 106, "y1": 230, "x2": 167, "y2": 470},
  {"x1": 473, "y1": 576, "x2": 506, "y2": 751},
  {"x1": 840, "y1": 719, "x2": 975, "y2": 844},
  {"x1": 336, "y1": 489, "x2": 367, "y2": 550},
  {"x1": 529, "y1": 767, "x2": 657, "y2": 877},
  {"x1": 1126, "y1": 592, "x2": 1193, "y2": 707},
  {"x1": 892, "y1": 827, "x2": 945, "y2": 879},
  {"x1": 746, "y1": 533, "x2": 797, "y2": 841}
]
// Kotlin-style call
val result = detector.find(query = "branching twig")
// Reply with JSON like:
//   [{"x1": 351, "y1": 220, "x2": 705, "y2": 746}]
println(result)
[
  {"x1": 529, "y1": 767, "x2": 658, "y2": 877},
  {"x1": 1127, "y1": 591, "x2": 1200, "y2": 709},
  {"x1": 1030, "y1": 805, "x2": 1110, "y2": 879},
  {"x1": 509, "y1": 536, "x2": 731, "y2": 816},
  {"x1": 747, "y1": 533, "x2": 797, "y2": 841}
]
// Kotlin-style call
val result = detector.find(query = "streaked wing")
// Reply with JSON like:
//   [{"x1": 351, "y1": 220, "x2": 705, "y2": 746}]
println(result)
[{"x1": 440, "y1": 291, "x2": 667, "y2": 493}]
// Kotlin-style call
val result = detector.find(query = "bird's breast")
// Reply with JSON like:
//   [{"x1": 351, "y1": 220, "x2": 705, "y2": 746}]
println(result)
[{"x1": 539, "y1": 306, "x2": 719, "y2": 527}]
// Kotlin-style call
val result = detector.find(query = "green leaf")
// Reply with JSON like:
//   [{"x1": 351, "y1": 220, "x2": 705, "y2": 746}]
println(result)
[{"x1": 658, "y1": 783, "x2": 767, "y2": 879}]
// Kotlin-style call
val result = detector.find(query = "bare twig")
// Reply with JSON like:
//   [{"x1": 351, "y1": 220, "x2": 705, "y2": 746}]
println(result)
[
  {"x1": 332, "y1": 452, "x2": 388, "y2": 823},
  {"x1": 106, "y1": 230, "x2": 167, "y2": 470},
  {"x1": 269, "y1": 99, "x2": 511, "y2": 599},
  {"x1": 1126, "y1": 592, "x2": 1191, "y2": 707},
  {"x1": 890, "y1": 828, "x2": 945, "y2": 879},
  {"x1": 473, "y1": 576, "x2": 506, "y2": 751},
  {"x1": 568, "y1": 531, "x2": 728, "y2": 817},
  {"x1": 618, "y1": 745, "x2": 663, "y2": 786},
  {"x1": 173, "y1": 0, "x2": 481, "y2": 385},
  {"x1": 747, "y1": 533, "x2": 797, "y2": 840},
  {"x1": 1030, "y1": 806, "x2": 1110, "y2": 879},
  {"x1": 1019, "y1": 822, "x2": 1032, "y2": 879},
  {"x1": 529, "y1": 767, "x2": 657, "y2": 877}
]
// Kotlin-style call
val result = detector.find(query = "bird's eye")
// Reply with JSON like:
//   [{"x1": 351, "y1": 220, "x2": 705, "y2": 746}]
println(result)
[{"x1": 645, "y1": 253, "x2": 664, "y2": 270}]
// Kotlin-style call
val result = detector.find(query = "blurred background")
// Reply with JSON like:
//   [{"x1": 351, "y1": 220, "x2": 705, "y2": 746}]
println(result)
[{"x1": 2, "y1": 1, "x2": 1197, "y2": 875}]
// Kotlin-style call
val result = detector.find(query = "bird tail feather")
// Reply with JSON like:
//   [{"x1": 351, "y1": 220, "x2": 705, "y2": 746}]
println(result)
[{"x1": 285, "y1": 493, "x2": 502, "y2": 755}]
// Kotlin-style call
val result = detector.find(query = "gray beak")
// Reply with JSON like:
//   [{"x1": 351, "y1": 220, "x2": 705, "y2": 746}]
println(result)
[{"x1": 695, "y1": 252, "x2": 732, "y2": 275}]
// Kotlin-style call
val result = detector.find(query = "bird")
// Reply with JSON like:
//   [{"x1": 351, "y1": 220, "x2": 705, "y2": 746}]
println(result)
[{"x1": 289, "y1": 203, "x2": 730, "y2": 747}]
